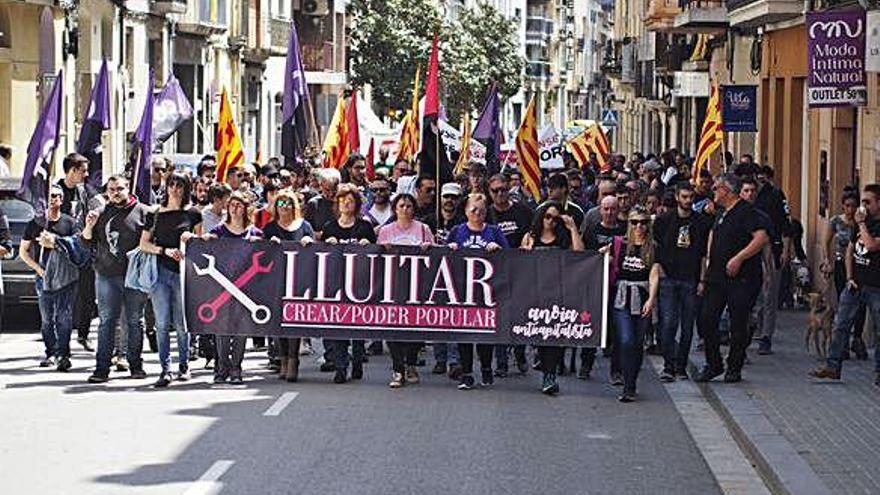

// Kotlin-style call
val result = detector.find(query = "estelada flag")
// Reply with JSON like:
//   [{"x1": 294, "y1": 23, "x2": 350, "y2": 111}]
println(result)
[
  {"x1": 515, "y1": 96, "x2": 541, "y2": 200},
  {"x1": 568, "y1": 123, "x2": 610, "y2": 171},
  {"x1": 215, "y1": 88, "x2": 245, "y2": 182},
  {"x1": 693, "y1": 82, "x2": 722, "y2": 179},
  {"x1": 322, "y1": 95, "x2": 350, "y2": 168}
]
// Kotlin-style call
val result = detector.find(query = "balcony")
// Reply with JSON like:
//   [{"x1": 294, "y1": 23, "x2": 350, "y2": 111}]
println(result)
[
  {"x1": 645, "y1": 0, "x2": 681, "y2": 32},
  {"x1": 151, "y1": 0, "x2": 187, "y2": 15},
  {"x1": 526, "y1": 60, "x2": 551, "y2": 80},
  {"x1": 654, "y1": 34, "x2": 691, "y2": 74},
  {"x1": 725, "y1": 0, "x2": 803, "y2": 28},
  {"x1": 178, "y1": 0, "x2": 229, "y2": 36},
  {"x1": 525, "y1": 16, "x2": 554, "y2": 45},
  {"x1": 672, "y1": 0, "x2": 728, "y2": 34}
]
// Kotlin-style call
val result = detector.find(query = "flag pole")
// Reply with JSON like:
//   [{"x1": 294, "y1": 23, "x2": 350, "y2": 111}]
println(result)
[
  {"x1": 435, "y1": 119, "x2": 441, "y2": 225},
  {"x1": 306, "y1": 92, "x2": 320, "y2": 148}
]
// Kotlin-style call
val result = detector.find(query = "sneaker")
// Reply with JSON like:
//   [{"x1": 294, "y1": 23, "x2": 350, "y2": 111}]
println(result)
[
  {"x1": 319, "y1": 361, "x2": 336, "y2": 373},
  {"x1": 115, "y1": 356, "x2": 130, "y2": 372},
  {"x1": 56, "y1": 357, "x2": 72, "y2": 372},
  {"x1": 176, "y1": 370, "x2": 191, "y2": 382},
  {"x1": 610, "y1": 372, "x2": 624, "y2": 387},
  {"x1": 87, "y1": 373, "x2": 109, "y2": 383},
  {"x1": 516, "y1": 359, "x2": 529, "y2": 374},
  {"x1": 130, "y1": 369, "x2": 147, "y2": 379},
  {"x1": 457, "y1": 374, "x2": 475, "y2": 390},
  {"x1": 577, "y1": 367, "x2": 591, "y2": 380},
  {"x1": 389, "y1": 372, "x2": 405, "y2": 388},
  {"x1": 77, "y1": 338, "x2": 94, "y2": 352},
  {"x1": 480, "y1": 369, "x2": 494, "y2": 387},
  {"x1": 493, "y1": 367, "x2": 508, "y2": 378},
  {"x1": 659, "y1": 369, "x2": 675, "y2": 383},
  {"x1": 213, "y1": 375, "x2": 228, "y2": 384},
  {"x1": 618, "y1": 391, "x2": 637, "y2": 403},
  {"x1": 675, "y1": 367, "x2": 689, "y2": 380},
  {"x1": 694, "y1": 365, "x2": 724, "y2": 382},
  {"x1": 154, "y1": 373, "x2": 172, "y2": 388},
  {"x1": 808, "y1": 366, "x2": 841, "y2": 380},
  {"x1": 447, "y1": 364, "x2": 463, "y2": 381},
  {"x1": 229, "y1": 376, "x2": 244, "y2": 385},
  {"x1": 432, "y1": 361, "x2": 447, "y2": 375},
  {"x1": 39, "y1": 357, "x2": 55, "y2": 368},
  {"x1": 351, "y1": 363, "x2": 364, "y2": 380},
  {"x1": 405, "y1": 365, "x2": 420, "y2": 384},
  {"x1": 723, "y1": 370, "x2": 742, "y2": 383},
  {"x1": 334, "y1": 369, "x2": 348, "y2": 384},
  {"x1": 541, "y1": 373, "x2": 560, "y2": 395}
]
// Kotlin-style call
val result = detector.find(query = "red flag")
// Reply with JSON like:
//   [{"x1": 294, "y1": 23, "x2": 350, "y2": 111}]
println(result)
[
  {"x1": 423, "y1": 35, "x2": 440, "y2": 119},
  {"x1": 365, "y1": 138, "x2": 376, "y2": 181},
  {"x1": 345, "y1": 91, "x2": 360, "y2": 153}
]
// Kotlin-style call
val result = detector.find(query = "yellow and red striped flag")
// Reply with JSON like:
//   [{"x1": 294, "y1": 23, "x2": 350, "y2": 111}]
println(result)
[
  {"x1": 397, "y1": 66, "x2": 421, "y2": 163},
  {"x1": 322, "y1": 95, "x2": 350, "y2": 168},
  {"x1": 455, "y1": 112, "x2": 471, "y2": 175},
  {"x1": 694, "y1": 82, "x2": 723, "y2": 178},
  {"x1": 515, "y1": 96, "x2": 542, "y2": 200},
  {"x1": 215, "y1": 88, "x2": 245, "y2": 182},
  {"x1": 568, "y1": 123, "x2": 610, "y2": 171}
]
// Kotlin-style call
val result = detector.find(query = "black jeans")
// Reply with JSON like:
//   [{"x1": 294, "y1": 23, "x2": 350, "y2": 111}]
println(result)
[
  {"x1": 74, "y1": 266, "x2": 96, "y2": 340},
  {"x1": 699, "y1": 279, "x2": 761, "y2": 372},
  {"x1": 538, "y1": 346, "x2": 565, "y2": 374},
  {"x1": 458, "y1": 343, "x2": 493, "y2": 374},
  {"x1": 388, "y1": 342, "x2": 421, "y2": 373}
]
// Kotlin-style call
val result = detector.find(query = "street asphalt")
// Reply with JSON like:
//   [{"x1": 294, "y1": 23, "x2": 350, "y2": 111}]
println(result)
[{"x1": 0, "y1": 333, "x2": 726, "y2": 495}]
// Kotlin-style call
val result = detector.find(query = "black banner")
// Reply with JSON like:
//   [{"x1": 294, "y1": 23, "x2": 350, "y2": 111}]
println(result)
[{"x1": 183, "y1": 239, "x2": 608, "y2": 347}]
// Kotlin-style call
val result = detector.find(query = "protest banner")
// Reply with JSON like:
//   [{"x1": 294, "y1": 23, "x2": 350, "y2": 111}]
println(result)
[
  {"x1": 184, "y1": 239, "x2": 608, "y2": 347},
  {"x1": 538, "y1": 124, "x2": 564, "y2": 169}
]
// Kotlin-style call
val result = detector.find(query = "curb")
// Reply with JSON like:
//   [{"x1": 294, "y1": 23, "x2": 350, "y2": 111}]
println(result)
[{"x1": 687, "y1": 361, "x2": 834, "y2": 495}]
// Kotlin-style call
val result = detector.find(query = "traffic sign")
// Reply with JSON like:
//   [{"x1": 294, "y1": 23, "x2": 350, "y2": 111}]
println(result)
[{"x1": 602, "y1": 109, "x2": 619, "y2": 127}]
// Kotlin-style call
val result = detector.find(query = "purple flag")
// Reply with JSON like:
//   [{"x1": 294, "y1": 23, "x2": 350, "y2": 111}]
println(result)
[
  {"x1": 472, "y1": 83, "x2": 502, "y2": 175},
  {"x1": 153, "y1": 73, "x2": 194, "y2": 146},
  {"x1": 18, "y1": 70, "x2": 63, "y2": 223},
  {"x1": 77, "y1": 59, "x2": 110, "y2": 187},
  {"x1": 131, "y1": 71, "x2": 155, "y2": 203},
  {"x1": 282, "y1": 20, "x2": 310, "y2": 167}
]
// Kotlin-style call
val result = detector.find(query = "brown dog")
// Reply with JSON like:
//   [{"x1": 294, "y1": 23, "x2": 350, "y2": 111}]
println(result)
[{"x1": 806, "y1": 292, "x2": 834, "y2": 358}]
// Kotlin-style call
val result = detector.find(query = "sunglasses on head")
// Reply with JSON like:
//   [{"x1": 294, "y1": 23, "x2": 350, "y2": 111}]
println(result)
[{"x1": 630, "y1": 219, "x2": 650, "y2": 226}]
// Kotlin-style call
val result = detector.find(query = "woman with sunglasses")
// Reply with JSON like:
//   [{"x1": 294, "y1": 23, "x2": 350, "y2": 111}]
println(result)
[
  {"x1": 201, "y1": 191, "x2": 263, "y2": 384},
  {"x1": 447, "y1": 193, "x2": 510, "y2": 390},
  {"x1": 521, "y1": 201, "x2": 584, "y2": 394},
  {"x1": 139, "y1": 172, "x2": 203, "y2": 388},
  {"x1": 608, "y1": 207, "x2": 660, "y2": 402},
  {"x1": 377, "y1": 193, "x2": 434, "y2": 388},
  {"x1": 263, "y1": 189, "x2": 315, "y2": 381},
  {"x1": 322, "y1": 184, "x2": 377, "y2": 384}
]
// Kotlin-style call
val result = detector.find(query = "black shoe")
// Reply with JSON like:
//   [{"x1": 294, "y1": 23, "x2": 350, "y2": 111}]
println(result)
[
  {"x1": 610, "y1": 372, "x2": 624, "y2": 387},
  {"x1": 333, "y1": 369, "x2": 347, "y2": 384},
  {"x1": 659, "y1": 369, "x2": 675, "y2": 382},
  {"x1": 493, "y1": 367, "x2": 508, "y2": 378},
  {"x1": 541, "y1": 373, "x2": 560, "y2": 395},
  {"x1": 480, "y1": 369, "x2": 494, "y2": 387},
  {"x1": 229, "y1": 376, "x2": 244, "y2": 385},
  {"x1": 213, "y1": 375, "x2": 228, "y2": 384},
  {"x1": 675, "y1": 368, "x2": 689, "y2": 380},
  {"x1": 77, "y1": 338, "x2": 94, "y2": 352},
  {"x1": 319, "y1": 361, "x2": 336, "y2": 372},
  {"x1": 457, "y1": 374, "x2": 475, "y2": 390},
  {"x1": 577, "y1": 367, "x2": 591, "y2": 380},
  {"x1": 723, "y1": 370, "x2": 742, "y2": 383},
  {"x1": 56, "y1": 357, "x2": 72, "y2": 372},
  {"x1": 351, "y1": 363, "x2": 363, "y2": 380},
  {"x1": 694, "y1": 366, "x2": 724, "y2": 383},
  {"x1": 204, "y1": 358, "x2": 214, "y2": 370},
  {"x1": 618, "y1": 391, "x2": 637, "y2": 403},
  {"x1": 87, "y1": 373, "x2": 109, "y2": 383},
  {"x1": 176, "y1": 370, "x2": 191, "y2": 382},
  {"x1": 130, "y1": 369, "x2": 147, "y2": 379},
  {"x1": 154, "y1": 373, "x2": 171, "y2": 388},
  {"x1": 39, "y1": 357, "x2": 55, "y2": 368},
  {"x1": 432, "y1": 361, "x2": 447, "y2": 375}
]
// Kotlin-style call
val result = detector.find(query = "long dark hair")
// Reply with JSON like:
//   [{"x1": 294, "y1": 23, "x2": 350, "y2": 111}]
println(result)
[
  {"x1": 161, "y1": 172, "x2": 192, "y2": 208},
  {"x1": 530, "y1": 201, "x2": 571, "y2": 248}
]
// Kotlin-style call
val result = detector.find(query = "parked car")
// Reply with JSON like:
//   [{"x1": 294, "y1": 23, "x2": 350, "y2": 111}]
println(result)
[{"x1": 0, "y1": 180, "x2": 39, "y2": 331}]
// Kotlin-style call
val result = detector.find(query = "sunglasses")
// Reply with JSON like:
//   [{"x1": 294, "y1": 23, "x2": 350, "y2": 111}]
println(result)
[
  {"x1": 544, "y1": 214, "x2": 559, "y2": 221},
  {"x1": 490, "y1": 188, "x2": 507, "y2": 194},
  {"x1": 275, "y1": 199, "x2": 294, "y2": 208},
  {"x1": 49, "y1": 193, "x2": 63, "y2": 199},
  {"x1": 468, "y1": 206, "x2": 485, "y2": 214},
  {"x1": 152, "y1": 168, "x2": 165, "y2": 173},
  {"x1": 630, "y1": 219, "x2": 650, "y2": 226},
  {"x1": 373, "y1": 188, "x2": 389, "y2": 193}
]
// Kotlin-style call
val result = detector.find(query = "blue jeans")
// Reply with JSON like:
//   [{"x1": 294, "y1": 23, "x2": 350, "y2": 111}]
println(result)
[
  {"x1": 434, "y1": 342, "x2": 460, "y2": 365},
  {"x1": 612, "y1": 308, "x2": 649, "y2": 393},
  {"x1": 152, "y1": 265, "x2": 188, "y2": 374},
  {"x1": 94, "y1": 274, "x2": 147, "y2": 376},
  {"x1": 827, "y1": 285, "x2": 880, "y2": 373},
  {"x1": 494, "y1": 344, "x2": 526, "y2": 370},
  {"x1": 37, "y1": 281, "x2": 77, "y2": 359},
  {"x1": 658, "y1": 278, "x2": 697, "y2": 373}
]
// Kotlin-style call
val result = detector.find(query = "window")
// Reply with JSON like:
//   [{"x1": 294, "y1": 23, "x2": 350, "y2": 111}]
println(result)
[{"x1": 0, "y1": 6, "x2": 10, "y2": 49}]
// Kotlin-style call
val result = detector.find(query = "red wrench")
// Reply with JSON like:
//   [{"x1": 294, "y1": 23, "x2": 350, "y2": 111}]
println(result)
[{"x1": 197, "y1": 251, "x2": 275, "y2": 323}]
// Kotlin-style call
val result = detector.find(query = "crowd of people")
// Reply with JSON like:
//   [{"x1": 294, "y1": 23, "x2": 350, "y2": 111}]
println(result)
[{"x1": 5, "y1": 145, "x2": 879, "y2": 402}]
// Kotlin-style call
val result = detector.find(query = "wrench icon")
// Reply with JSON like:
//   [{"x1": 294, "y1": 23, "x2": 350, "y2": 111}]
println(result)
[{"x1": 194, "y1": 252, "x2": 273, "y2": 324}]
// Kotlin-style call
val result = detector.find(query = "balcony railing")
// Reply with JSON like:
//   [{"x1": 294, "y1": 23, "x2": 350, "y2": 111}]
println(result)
[
  {"x1": 525, "y1": 17, "x2": 554, "y2": 44},
  {"x1": 725, "y1": 0, "x2": 803, "y2": 28},
  {"x1": 673, "y1": 0, "x2": 728, "y2": 33},
  {"x1": 654, "y1": 34, "x2": 691, "y2": 73},
  {"x1": 526, "y1": 60, "x2": 551, "y2": 79},
  {"x1": 151, "y1": 0, "x2": 187, "y2": 15}
]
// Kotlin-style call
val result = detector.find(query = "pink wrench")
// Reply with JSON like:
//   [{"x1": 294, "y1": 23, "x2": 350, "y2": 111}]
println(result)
[{"x1": 195, "y1": 251, "x2": 274, "y2": 324}]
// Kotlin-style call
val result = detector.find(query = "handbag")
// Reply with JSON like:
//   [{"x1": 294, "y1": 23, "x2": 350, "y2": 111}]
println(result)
[{"x1": 124, "y1": 212, "x2": 159, "y2": 293}]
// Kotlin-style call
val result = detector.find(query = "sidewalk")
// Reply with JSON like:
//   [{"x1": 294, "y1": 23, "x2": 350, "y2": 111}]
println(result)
[{"x1": 693, "y1": 310, "x2": 880, "y2": 495}]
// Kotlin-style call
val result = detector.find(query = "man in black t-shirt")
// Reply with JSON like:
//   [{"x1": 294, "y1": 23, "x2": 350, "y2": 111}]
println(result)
[
  {"x1": 19, "y1": 187, "x2": 79, "y2": 370},
  {"x1": 654, "y1": 182, "x2": 711, "y2": 380},
  {"x1": 695, "y1": 173, "x2": 768, "y2": 383},
  {"x1": 304, "y1": 168, "x2": 340, "y2": 240},
  {"x1": 812, "y1": 184, "x2": 880, "y2": 386}
]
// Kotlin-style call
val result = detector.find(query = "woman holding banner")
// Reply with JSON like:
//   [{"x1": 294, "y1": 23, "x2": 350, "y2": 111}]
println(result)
[
  {"x1": 322, "y1": 183, "x2": 377, "y2": 384},
  {"x1": 520, "y1": 200, "x2": 584, "y2": 395},
  {"x1": 139, "y1": 172, "x2": 203, "y2": 388},
  {"x1": 377, "y1": 193, "x2": 434, "y2": 389},
  {"x1": 609, "y1": 207, "x2": 660, "y2": 403},
  {"x1": 263, "y1": 189, "x2": 315, "y2": 382},
  {"x1": 202, "y1": 191, "x2": 263, "y2": 384}
]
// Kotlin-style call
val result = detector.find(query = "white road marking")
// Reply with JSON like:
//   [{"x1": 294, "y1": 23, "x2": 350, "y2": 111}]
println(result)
[
  {"x1": 262, "y1": 392, "x2": 299, "y2": 416},
  {"x1": 586, "y1": 433, "x2": 612, "y2": 440},
  {"x1": 182, "y1": 460, "x2": 235, "y2": 495}
]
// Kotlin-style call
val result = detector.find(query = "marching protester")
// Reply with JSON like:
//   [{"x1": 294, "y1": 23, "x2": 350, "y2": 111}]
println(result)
[
  {"x1": 263, "y1": 189, "x2": 315, "y2": 382},
  {"x1": 364, "y1": 177, "x2": 393, "y2": 228},
  {"x1": 695, "y1": 173, "x2": 768, "y2": 384},
  {"x1": 447, "y1": 193, "x2": 509, "y2": 390},
  {"x1": 811, "y1": 184, "x2": 880, "y2": 386},
  {"x1": 20, "y1": 186, "x2": 80, "y2": 370},
  {"x1": 377, "y1": 193, "x2": 434, "y2": 388},
  {"x1": 201, "y1": 182, "x2": 232, "y2": 234},
  {"x1": 139, "y1": 172, "x2": 203, "y2": 388},
  {"x1": 521, "y1": 200, "x2": 584, "y2": 394},
  {"x1": 322, "y1": 183, "x2": 377, "y2": 384},
  {"x1": 84, "y1": 175, "x2": 149, "y2": 382},
  {"x1": 305, "y1": 167, "x2": 340, "y2": 240},
  {"x1": 203, "y1": 191, "x2": 263, "y2": 384}
]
